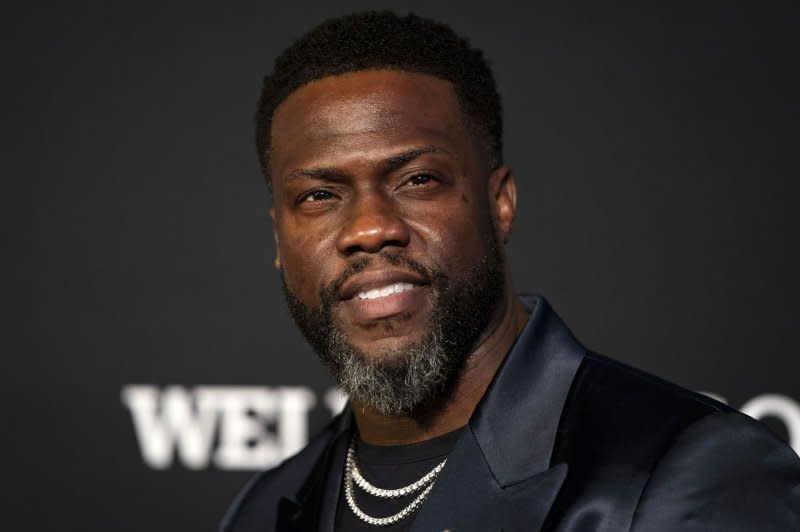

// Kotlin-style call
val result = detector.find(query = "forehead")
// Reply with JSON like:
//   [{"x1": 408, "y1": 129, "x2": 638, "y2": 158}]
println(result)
[{"x1": 270, "y1": 70, "x2": 473, "y2": 179}]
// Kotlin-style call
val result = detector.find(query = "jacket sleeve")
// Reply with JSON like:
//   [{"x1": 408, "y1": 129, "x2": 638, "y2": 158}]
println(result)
[{"x1": 631, "y1": 411, "x2": 800, "y2": 531}]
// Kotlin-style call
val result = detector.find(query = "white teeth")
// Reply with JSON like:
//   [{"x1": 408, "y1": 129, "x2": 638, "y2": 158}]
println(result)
[{"x1": 356, "y1": 282, "x2": 415, "y2": 300}]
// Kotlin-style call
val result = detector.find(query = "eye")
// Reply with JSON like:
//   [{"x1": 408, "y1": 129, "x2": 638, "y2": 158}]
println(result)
[
  {"x1": 299, "y1": 189, "x2": 334, "y2": 203},
  {"x1": 396, "y1": 172, "x2": 445, "y2": 195},
  {"x1": 405, "y1": 173, "x2": 435, "y2": 186}
]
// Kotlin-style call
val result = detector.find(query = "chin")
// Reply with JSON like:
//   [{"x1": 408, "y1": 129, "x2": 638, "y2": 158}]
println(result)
[{"x1": 348, "y1": 334, "x2": 427, "y2": 365}]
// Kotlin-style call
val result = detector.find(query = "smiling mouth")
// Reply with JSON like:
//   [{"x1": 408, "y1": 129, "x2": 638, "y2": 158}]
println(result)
[
  {"x1": 355, "y1": 282, "x2": 416, "y2": 300},
  {"x1": 340, "y1": 280, "x2": 427, "y2": 321},
  {"x1": 344, "y1": 284, "x2": 425, "y2": 321}
]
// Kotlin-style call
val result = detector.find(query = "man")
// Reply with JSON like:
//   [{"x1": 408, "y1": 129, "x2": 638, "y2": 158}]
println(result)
[{"x1": 223, "y1": 11, "x2": 800, "y2": 531}]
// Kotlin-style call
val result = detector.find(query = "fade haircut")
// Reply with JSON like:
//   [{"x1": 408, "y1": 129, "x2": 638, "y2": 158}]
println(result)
[{"x1": 255, "y1": 11, "x2": 503, "y2": 182}]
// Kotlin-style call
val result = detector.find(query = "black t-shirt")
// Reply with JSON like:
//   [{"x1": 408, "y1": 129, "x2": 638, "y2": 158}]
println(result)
[{"x1": 333, "y1": 427, "x2": 464, "y2": 532}]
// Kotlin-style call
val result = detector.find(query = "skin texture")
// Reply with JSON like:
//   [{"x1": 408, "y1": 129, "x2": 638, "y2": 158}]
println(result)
[{"x1": 269, "y1": 69, "x2": 528, "y2": 445}]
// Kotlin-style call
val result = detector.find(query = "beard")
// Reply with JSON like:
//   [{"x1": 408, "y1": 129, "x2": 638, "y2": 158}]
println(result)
[{"x1": 281, "y1": 233, "x2": 505, "y2": 417}]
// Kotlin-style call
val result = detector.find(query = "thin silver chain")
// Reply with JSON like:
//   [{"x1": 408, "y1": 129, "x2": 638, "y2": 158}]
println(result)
[
  {"x1": 350, "y1": 448, "x2": 447, "y2": 498},
  {"x1": 343, "y1": 438, "x2": 446, "y2": 526}
]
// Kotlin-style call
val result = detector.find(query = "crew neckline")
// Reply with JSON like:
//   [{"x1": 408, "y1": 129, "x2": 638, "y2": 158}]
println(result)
[{"x1": 355, "y1": 426, "x2": 465, "y2": 465}]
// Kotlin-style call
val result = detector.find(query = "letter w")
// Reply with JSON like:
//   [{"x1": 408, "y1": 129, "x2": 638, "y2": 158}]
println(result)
[{"x1": 121, "y1": 385, "x2": 218, "y2": 469}]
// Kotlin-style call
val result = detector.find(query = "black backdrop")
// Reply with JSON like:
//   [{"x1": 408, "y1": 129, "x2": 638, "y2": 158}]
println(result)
[{"x1": 6, "y1": 2, "x2": 799, "y2": 531}]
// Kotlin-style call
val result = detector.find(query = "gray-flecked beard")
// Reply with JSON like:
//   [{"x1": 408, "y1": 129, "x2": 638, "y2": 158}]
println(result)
[{"x1": 281, "y1": 236, "x2": 504, "y2": 417}]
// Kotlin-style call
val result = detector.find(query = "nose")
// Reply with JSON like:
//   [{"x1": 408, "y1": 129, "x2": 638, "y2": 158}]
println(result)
[{"x1": 335, "y1": 191, "x2": 411, "y2": 255}]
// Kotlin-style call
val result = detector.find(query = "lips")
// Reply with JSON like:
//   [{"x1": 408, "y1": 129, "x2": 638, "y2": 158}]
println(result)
[
  {"x1": 355, "y1": 282, "x2": 416, "y2": 300},
  {"x1": 338, "y1": 269, "x2": 429, "y2": 321},
  {"x1": 338, "y1": 269, "x2": 427, "y2": 301}
]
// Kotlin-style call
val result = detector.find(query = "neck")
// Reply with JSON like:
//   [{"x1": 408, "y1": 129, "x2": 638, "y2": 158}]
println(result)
[{"x1": 352, "y1": 290, "x2": 529, "y2": 445}]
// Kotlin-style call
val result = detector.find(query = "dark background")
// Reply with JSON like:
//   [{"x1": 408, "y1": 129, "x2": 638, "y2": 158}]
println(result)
[{"x1": 6, "y1": 2, "x2": 798, "y2": 531}]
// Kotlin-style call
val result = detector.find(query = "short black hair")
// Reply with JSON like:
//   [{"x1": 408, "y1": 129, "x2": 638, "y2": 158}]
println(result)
[{"x1": 255, "y1": 11, "x2": 503, "y2": 181}]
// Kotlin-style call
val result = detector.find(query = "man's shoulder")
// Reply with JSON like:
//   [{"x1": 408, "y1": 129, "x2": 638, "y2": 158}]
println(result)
[
  {"x1": 630, "y1": 404, "x2": 800, "y2": 530},
  {"x1": 545, "y1": 351, "x2": 800, "y2": 530},
  {"x1": 219, "y1": 413, "x2": 343, "y2": 532},
  {"x1": 554, "y1": 350, "x2": 737, "y2": 467},
  {"x1": 574, "y1": 351, "x2": 732, "y2": 418}
]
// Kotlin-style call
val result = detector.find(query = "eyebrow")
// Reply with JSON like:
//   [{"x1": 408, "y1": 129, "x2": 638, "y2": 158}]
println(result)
[{"x1": 285, "y1": 145, "x2": 445, "y2": 183}]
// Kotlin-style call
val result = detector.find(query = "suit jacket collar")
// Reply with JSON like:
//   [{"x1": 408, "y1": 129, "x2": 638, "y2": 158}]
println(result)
[
  {"x1": 276, "y1": 406, "x2": 353, "y2": 532},
  {"x1": 280, "y1": 295, "x2": 586, "y2": 530},
  {"x1": 409, "y1": 295, "x2": 585, "y2": 530},
  {"x1": 470, "y1": 295, "x2": 585, "y2": 486}
]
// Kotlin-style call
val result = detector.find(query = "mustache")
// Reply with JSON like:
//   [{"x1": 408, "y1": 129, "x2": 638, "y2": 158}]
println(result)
[{"x1": 321, "y1": 252, "x2": 441, "y2": 305}]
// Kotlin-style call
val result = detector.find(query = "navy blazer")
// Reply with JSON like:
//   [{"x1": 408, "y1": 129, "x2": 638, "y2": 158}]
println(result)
[{"x1": 222, "y1": 296, "x2": 800, "y2": 531}]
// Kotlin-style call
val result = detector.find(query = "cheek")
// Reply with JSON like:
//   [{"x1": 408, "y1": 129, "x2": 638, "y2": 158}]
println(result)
[
  {"x1": 277, "y1": 222, "x2": 337, "y2": 302},
  {"x1": 410, "y1": 192, "x2": 495, "y2": 274}
]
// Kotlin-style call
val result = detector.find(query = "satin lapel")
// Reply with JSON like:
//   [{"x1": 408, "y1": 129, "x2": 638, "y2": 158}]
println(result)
[
  {"x1": 410, "y1": 427, "x2": 568, "y2": 532},
  {"x1": 470, "y1": 296, "x2": 585, "y2": 484},
  {"x1": 411, "y1": 296, "x2": 584, "y2": 530},
  {"x1": 276, "y1": 408, "x2": 353, "y2": 532}
]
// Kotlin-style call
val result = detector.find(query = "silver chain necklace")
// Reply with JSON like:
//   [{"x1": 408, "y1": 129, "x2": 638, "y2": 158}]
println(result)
[{"x1": 343, "y1": 438, "x2": 447, "y2": 526}]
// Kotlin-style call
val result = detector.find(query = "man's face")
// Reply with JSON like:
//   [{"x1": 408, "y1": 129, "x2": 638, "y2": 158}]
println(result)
[{"x1": 269, "y1": 70, "x2": 514, "y2": 414}]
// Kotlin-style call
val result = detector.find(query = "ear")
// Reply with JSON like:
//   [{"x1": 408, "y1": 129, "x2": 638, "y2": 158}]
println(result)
[
  {"x1": 269, "y1": 207, "x2": 282, "y2": 270},
  {"x1": 488, "y1": 165, "x2": 517, "y2": 244}
]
